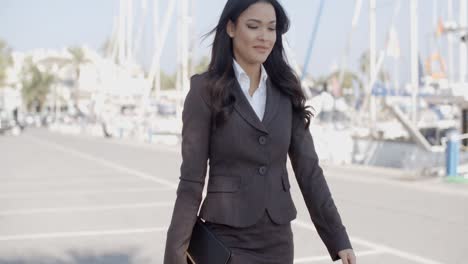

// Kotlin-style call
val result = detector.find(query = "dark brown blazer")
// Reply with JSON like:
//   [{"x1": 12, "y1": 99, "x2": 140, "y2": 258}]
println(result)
[{"x1": 163, "y1": 72, "x2": 352, "y2": 264}]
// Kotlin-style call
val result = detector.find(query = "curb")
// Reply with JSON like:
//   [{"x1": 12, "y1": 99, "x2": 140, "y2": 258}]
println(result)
[{"x1": 444, "y1": 176, "x2": 468, "y2": 184}]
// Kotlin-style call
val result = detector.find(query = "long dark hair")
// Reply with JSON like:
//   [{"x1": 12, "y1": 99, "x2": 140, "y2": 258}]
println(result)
[{"x1": 202, "y1": 0, "x2": 312, "y2": 129}]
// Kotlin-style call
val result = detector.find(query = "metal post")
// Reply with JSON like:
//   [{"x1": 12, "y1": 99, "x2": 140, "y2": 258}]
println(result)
[
  {"x1": 175, "y1": 0, "x2": 189, "y2": 119},
  {"x1": 338, "y1": 0, "x2": 363, "y2": 87},
  {"x1": 181, "y1": 0, "x2": 189, "y2": 95},
  {"x1": 148, "y1": 128, "x2": 152, "y2": 143},
  {"x1": 448, "y1": 0, "x2": 454, "y2": 82},
  {"x1": 118, "y1": 0, "x2": 126, "y2": 65},
  {"x1": 154, "y1": 0, "x2": 161, "y2": 101},
  {"x1": 370, "y1": 0, "x2": 377, "y2": 133},
  {"x1": 301, "y1": 0, "x2": 326, "y2": 80},
  {"x1": 445, "y1": 130, "x2": 460, "y2": 177},
  {"x1": 148, "y1": 0, "x2": 176, "y2": 100},
  {"x1": 460, "y1": 0, "x2": 468, "y2": 83},
  {"x1": 126, "y1": 0, "x2": 133, "y2": 64},
  {"x1": 410, "y1": 0, "x2": 419, "y2": 125}
]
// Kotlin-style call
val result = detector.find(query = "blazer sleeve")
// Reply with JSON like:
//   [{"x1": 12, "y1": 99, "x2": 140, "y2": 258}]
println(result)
[
  {"x1": 288, "y1": 112, "x2": 352, "y2": 261},
  {"x1": 163, "y1": 74, "x2": 211, "y2": 264}
]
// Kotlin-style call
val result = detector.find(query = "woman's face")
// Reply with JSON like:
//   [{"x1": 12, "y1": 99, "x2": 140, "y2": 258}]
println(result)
[{"x1": 227, "y1": 2, "x2": 277, "y2": 65}]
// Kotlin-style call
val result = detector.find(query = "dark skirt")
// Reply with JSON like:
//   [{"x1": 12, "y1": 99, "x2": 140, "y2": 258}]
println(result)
[{"x1": 204, "y1": 210, "x2": 294, "y2": 264}]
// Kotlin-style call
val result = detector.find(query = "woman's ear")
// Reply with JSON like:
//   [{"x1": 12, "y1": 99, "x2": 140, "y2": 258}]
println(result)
[{"x1": 226, "y1": 20, "x2": 235, "y2": 38}]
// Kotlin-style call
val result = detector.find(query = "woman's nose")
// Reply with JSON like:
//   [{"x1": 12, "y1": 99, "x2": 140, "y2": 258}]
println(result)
[{"x1": 258, "y1": 29, "x2": 268, "y2": 41}]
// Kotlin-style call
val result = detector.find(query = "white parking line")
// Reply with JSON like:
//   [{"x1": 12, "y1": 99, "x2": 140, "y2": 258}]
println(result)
[
  {"x1": 0, "y1": 227, "x2": 167, "y2": 241},
  {"x1": 0, "y1": 202, "x2": 173, "y2": 216},
  {"x1": 307, "y1": 165, "x2": 468, "y2": 198},
  {"x1": 292, "y1": 218, "x2": 444, "y2": 264},
  {"x1": 26, "y1": 135, "x2": 445, "y2": 264},
  {"x1": 0, "y1": 177, "x2": 149, "y2": 186},
  {"x1": 26, "y1": 135, "x2": 178, "y2": 189},
  {"x1": 93, "y1": 135, "x2": 180, "y2": 154},
  {"x1": 349, "y1": 236, "x2": 445, "y2": 264},
  {"x1": 294, "y1": 249, "x2": 384, "y2": 263},
  {"x1": 0, "y1": 187, "x2": 173, "y2": 199}
]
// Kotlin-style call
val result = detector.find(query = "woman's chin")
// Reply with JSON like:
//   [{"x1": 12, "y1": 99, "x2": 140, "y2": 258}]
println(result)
[{"x1": 250, "y1": 55, "x2": 269, "y2": 64}]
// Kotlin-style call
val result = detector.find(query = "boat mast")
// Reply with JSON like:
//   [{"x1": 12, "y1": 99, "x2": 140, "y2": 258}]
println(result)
[
  {"x1": 460, "y1": 0, "x2": 468, "y2": 83},
  {"x1": 410, "y1": 0, "x2": 419, "y2": 125},
  {"x1": 369, "y1": 0, "x2": 377, "y2": 132}
]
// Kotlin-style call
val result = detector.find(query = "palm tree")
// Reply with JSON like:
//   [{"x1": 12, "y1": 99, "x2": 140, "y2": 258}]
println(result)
[
  {"x1": 0, "y1": 39, "x2": 13, "y2": 88},
  {"x1": 67, "y1": 46, "x2": 90, "y2": 108},
  {"x1": 359, "y1": 50, "x2": 391, "y2": 84},
  {"x1": 21, "y1": 58, "x2": 56, "y2": 112},
  {"x1": 359, "y1": 50, "x2": 370, "y2": 80},
  {"x1": 100, "y1": 37, "x2": 113, "y2": 58}
]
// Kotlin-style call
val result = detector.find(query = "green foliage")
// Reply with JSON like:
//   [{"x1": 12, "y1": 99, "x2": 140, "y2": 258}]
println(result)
[
  {"x1": 100, "y1": 37, "x2": 112, "y2": 57},
  {"x1": 67, "y1": 46, "x2": 89, "y2": 81},
  {"x1": 312, "y1": 70, "x2": 363, "y2": 97},
  {"x1": 21, "y1": 58, "x2": 56, "y2": 111},
  {"x1": 359, "y1": 50, "x2": 390, "y2": 83},
  {"x1": 327, "y1": 70, "x2": 363, "y2": 91},
  {"x1": 160, "y1": 71, "x2": 176, "y2": 90},
  {"x1": 66, "y1": 46, "x2": 90, "y2": 104},
  {"x1": 68, "y1": 46, "x2": 87, "y2": 65},
  {"x1": 192, "y1": 55, "x2": 209, "y2": 75},
  {"x1": 156, "y1": 56, "x2": 210, "y2": 90},
  {"x1": 359, "y1": 50, "x2": 370, "y2": 78},
  {"x1": 0, "y1": 40, "x2": 13, "y2": 87}
]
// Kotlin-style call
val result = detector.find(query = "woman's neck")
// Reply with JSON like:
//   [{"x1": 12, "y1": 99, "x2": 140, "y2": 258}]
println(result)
[{"x1": 234, "y1": 57, "x2": 262, "y2": 96}]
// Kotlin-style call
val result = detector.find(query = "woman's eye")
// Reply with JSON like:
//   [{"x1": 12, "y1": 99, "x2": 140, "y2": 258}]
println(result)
[{"x1": 247, "y1": 25, "x2": 276, "y2": 31}]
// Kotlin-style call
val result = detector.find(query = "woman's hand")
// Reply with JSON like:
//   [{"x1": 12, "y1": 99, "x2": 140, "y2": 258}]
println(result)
[{"x1": 338, "y1": 248, "x2": 356, "y2": 264}]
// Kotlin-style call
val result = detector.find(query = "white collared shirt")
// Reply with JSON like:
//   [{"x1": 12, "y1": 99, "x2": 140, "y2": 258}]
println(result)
[{"x1": 232, "y1": 59, "x2": 268, "y2": 121}]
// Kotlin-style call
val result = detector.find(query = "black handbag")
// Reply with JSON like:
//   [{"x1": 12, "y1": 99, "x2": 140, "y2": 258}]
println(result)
[{"x1": 186, "y1": 217, "x2": 232, "y2": 264}]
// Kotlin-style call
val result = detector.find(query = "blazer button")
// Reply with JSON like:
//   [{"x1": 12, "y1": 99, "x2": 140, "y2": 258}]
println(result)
[
  {"x1": 258, "y1": 136, "x2": 267, "y2": 145},
  {"x1": 258, "y1": 166, "x2": 267, "y2": 175}
]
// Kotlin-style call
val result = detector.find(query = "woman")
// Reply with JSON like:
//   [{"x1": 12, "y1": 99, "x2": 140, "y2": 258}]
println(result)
[{"x1": 164, "y1": 0, "x2": 356, "y2": 263}]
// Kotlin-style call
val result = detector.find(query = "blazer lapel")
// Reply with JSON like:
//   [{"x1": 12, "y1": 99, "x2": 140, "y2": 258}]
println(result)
[
  {"x1": 261, "y1": 78, "x2": 280, "y2": 127},
  {"x1": 232, "y1": 77, "x2": 280, "y2": 134}
]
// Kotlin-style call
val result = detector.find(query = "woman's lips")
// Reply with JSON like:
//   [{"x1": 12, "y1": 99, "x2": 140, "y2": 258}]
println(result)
[{"x1": 254, "y1": 46, "x2": 268, "y2": 53}]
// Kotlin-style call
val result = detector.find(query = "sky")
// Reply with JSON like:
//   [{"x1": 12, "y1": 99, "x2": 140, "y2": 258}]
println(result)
[{"x1": 0, "y1": 0, "x2": 466, "y2": 85}]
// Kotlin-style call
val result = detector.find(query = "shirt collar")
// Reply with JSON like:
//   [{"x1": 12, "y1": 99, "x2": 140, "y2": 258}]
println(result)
[{"x1": 232, "y1": 59, "x2": 268, "y2": 88}]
